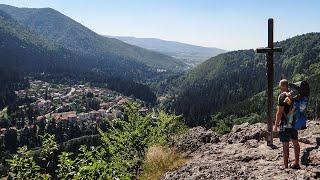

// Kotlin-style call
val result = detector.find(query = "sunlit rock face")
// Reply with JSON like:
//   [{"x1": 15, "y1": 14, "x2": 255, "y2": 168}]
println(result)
[{"x1": 165, "y1": 121, "x2": 320, "y2": 180}]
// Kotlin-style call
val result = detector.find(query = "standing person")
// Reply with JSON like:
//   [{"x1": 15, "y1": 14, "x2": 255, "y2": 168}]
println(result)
[{"x1": 273, "y1": 79, "x2": 300, "y2": 169}]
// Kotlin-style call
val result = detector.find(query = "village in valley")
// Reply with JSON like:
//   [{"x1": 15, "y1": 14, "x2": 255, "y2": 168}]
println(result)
[
  {"x1": 25, "y1": 80, "x2": 131, "y2": 122},
  {"x1": 0, "y1": 79, "x2": 150, "y2": 150}
]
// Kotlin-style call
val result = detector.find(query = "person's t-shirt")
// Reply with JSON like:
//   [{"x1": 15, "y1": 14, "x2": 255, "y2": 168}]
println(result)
[{"x1": 278, "y1": 92, "x2": 292, "y2": 128}]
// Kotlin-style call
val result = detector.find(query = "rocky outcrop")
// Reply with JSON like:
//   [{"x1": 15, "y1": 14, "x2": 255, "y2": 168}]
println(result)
[
  {"x1": 222, "y1": 122, "x2": 268, "y2": 144},
  {"x1": 175, "y1": 127, "x2": 220, "y2": 156},
  {"x1": 164, "y1": 121, "x2": 320, "y2": 180}
]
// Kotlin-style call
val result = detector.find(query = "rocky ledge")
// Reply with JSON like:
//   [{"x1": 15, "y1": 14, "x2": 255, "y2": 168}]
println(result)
[{"x1": 164, "y1": 121, "x2": 320, "y2": 180}]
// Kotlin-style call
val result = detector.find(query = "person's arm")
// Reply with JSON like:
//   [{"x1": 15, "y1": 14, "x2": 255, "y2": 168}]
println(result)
[
  {"x1": 274, "y1": 93, "x2": 286, "y2": 131},
  {"x1": 274, "y1": 106, "x2": 284, "y2": 131}
]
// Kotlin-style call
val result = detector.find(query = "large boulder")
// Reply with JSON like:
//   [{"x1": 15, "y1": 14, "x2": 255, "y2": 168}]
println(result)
[
  {"x1": 175, "y1": 127, "x2": 220, "y2": 155},
  {"x1": 222, "y1": 122, "x2": 268, "y2": 144}
]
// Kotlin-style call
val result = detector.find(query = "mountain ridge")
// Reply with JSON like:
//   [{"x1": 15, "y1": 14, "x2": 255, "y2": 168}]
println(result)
[
  {"x1": 0, "y1": 9, "x2": 158, "y2": 104},
  {"x1": 110, "y1": 35, "x2": 227, "y2": 67},
  {"x1": 0, "y1": 4, "x2": 187, "y2": 71}
]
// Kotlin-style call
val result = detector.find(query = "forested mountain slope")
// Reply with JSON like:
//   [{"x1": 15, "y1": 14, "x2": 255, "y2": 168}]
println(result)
[
  {"x1": 0, "y1": 10, "x2": 156, "y2": 106},
  {"x1": 168, "y1": 33, "x2": 320, "y2": 127},
  {"x1": 0, "y1": 10, "x2": 83, "y2": 72},
  {"x1": 0, "y1": 4, "x2": 187, "y2": 71},
  {"x1": 0, "y1": 9, "x2": 158, "y2": 80}
]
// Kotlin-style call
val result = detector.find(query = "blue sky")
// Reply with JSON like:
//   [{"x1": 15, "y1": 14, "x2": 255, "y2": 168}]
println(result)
[{"x1": 1, "y1": 0, "x2": 320, "y2": 50}]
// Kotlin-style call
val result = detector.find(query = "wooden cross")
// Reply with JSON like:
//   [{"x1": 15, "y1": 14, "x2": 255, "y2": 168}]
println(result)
[{"x1": 256, "y1": 18, "x2": 282, "y2": 147}]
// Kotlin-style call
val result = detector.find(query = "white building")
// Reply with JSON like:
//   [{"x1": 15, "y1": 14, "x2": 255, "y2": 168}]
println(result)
[{"x1": 78, "y1": 113, "x2": 90, "y2": 121}]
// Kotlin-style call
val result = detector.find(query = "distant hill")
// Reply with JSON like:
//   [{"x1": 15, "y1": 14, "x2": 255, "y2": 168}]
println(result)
[
  {"x1": 166, "y1": 33, "x2": 320, "y2": 127},
  {"x1": 111, "y1": 36, "x2": 227, "y2": 67},
  {"x1": 0, "y1": 4, "x2": 187, "y2": 71}
]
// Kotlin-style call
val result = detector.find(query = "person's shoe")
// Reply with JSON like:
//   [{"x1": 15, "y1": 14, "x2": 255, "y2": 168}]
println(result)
[
  {"x1": 290, "y1": 163, "x2": 300, "y2": 169},
  {"x1": 279, "y1": 166, "x2": 287, "y2": 170}
]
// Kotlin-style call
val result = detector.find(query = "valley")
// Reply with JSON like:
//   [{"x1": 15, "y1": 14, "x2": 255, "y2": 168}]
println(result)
[
  {"x1": 0, "y1": 78, "x2": 146, "y2": 146},
  {"x1": 0, "y1": 79, "x2": 154, "y2": 177},
  {"x1": 0, "y1": 1, "x2": 320, "y2": 179},
  {"x1": 111, "y1": 36, "x2": 227, "y2": 67}
]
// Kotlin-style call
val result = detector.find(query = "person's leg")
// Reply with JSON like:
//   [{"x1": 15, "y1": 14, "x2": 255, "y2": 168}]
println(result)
[
  {"x1": 283, "y1": 142, "x2": 289, "y2": 168},
  {"x1": 279, "y1": 129, "x2": 290, "y2": 168},
  {"x1": 291, "y1": 129, "x2": 300, "y2": 166},
  {"x1": 292, "y1": 140, "x2": 300, "y2": 165}
]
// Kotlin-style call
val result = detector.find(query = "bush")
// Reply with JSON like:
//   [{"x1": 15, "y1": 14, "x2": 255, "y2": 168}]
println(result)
[
  {"x1": 6, "y1": 146, "x2": 50, "y2": 179},
  {"x1": 56, "y1": 102, "x2": 186, "y2": 179},
  {"x1": 5, "y1": 102, "x2": 186, "y2": 179}
]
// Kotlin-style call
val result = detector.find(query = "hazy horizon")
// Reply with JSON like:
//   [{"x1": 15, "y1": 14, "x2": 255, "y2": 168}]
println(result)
[{"x1": 1, "y1": 0, "x2": 320, "y2": 50}]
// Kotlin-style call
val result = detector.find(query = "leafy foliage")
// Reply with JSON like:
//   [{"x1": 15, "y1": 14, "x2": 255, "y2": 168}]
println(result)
[
  {"x1": 56, "y1": 152, "x2": 76, "y2": 179},
  {"x1": 5, "y1": 133, "x2": 59, "y2": 179},
  {"x1": 5, "y1": 103, "x2": 185, "y2": 179},
  {"x1": 55, "y1": 103, "x2": 185, "y2": 179},
  {"x1": 7, "y1": 146, "x2": 52, "y2": 179},
  {"x1": 39, "y1": 134, "x2": 59, "y2": 160}
]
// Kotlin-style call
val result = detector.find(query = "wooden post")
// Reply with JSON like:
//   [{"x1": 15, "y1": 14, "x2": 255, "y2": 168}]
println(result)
[
  {"x1": 266, "y1": 19, "x2": 274, "y2": 146},
  {"x1": 315, "y1": 96, "x2": 318, "y2": 121},
  {"x1": 256, "y1": 18, "x2": 282, "y2": 147}
]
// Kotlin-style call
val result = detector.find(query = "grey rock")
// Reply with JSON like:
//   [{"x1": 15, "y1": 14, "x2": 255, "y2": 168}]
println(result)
[
  {"x1": 164, "y1": 121, "x2": 320, "y2": 180},
  {"x1": 222, "y1": 123, "x2": 268, "y2": 144},
  {"x1": 176, "y1": 127, "x2": 220, "y2": 155}
]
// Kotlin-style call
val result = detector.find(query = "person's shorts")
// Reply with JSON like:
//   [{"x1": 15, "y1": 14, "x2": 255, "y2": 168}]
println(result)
[{"x1": 279, "y1": 128, "x2": 298, "y2": 142}]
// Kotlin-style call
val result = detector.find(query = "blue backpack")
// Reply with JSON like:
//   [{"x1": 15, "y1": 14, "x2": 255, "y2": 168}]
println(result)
[
  {"x1": 289, "y1": 81, "x2": 310, "y2": 130},
  {"x1": 292, "y1": 97, "x2": 308, "y2": 130}
]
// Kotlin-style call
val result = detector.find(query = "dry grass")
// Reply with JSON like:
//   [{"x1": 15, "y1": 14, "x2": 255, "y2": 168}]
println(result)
[{"x1": 139, "y1": 145, "x2": 188, "y2": 180}]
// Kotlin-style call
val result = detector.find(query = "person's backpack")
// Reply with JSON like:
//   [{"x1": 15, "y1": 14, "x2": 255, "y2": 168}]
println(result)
[{"x1": 289, "y1": 81, "x2": 310, "y2": 130}]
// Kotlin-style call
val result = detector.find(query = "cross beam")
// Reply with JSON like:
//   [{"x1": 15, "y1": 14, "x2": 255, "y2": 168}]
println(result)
[
  {"x1": 256, "y1": 18, "x2": 282, "y2": 147},
  {"x1": 256, "y1": 47, "x2": 282, "y2": 53}
]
